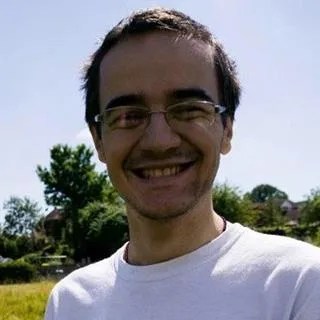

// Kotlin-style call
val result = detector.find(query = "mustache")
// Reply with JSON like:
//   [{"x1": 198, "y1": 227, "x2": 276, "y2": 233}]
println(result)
[{"x1": 125, "y1": 149, "x2": 200, "y2": 168}]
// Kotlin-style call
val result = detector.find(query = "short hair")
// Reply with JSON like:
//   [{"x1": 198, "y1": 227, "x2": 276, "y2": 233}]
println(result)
[{"x1": 82, "y1": 7, "x2": 241, "y2": 131}]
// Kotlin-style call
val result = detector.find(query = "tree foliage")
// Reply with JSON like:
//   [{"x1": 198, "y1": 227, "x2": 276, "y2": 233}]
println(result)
[
  {"x1": 255, "y1": 222, "x2": 320, "y2": 243},
  {"x1": 79, "y1": 200, "x2": 128, "y2": 261},
  {"x1": 2, "y1": 196, "x2": 41, "y2": 236},
  {"x1": 311, "y1": 229, "x2": 320, "y2": 247},
  {"x1": 252, "y1": 200, "x2": 288, "y2": 228},
  {"x1": 36, "y1": 144, "x2": 106, "y2": 208},
  {"x1": 301, "y1": 188, "x2": 320, "y2": 224},
  {"x1": 0, "y1": 260, "x2": 36, "y2": 284},
  {"x1": 212, "y1": 183, "x2": 257, "y2": 225},
  {"x1": 36, "y1": 144, "x2": 108, "y2": 260},
  {"x1": 37, "y1": 144, "x2": 116, "y2": 260},
  {"x1": 246, "y1": 184, "x2": 288, "y2": 203}
]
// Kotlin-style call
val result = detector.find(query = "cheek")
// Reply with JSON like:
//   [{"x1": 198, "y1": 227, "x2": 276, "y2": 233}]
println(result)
[
  {"x1": 102, "y1": 133, "x2": 138, "y2": 169},
  {"x1": 192, "y1": 128, "x2": 223, "y2": 173},
  {"x1": 187, "y1": 124, "x2": 223, "y2": 153}
]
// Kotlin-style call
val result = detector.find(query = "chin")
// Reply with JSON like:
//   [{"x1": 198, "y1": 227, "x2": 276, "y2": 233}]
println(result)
[
  {"x1": 128, "y1": 198, "x2": 199, "y2": 222},
  {"x1": 140, "y1": 209, "x2": 190, "y2": 221}
]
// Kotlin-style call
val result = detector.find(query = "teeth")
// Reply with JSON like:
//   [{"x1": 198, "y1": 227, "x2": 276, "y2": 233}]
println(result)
[
  {"x1": 154, "y1": 169, "x2": 162, "y2": 177},
  {"x1": 142, "y1": 166, "x2": 182, "y2": 178},
  {"x1": 170, "y1": 167, "x2": 177, "y2": 175}
]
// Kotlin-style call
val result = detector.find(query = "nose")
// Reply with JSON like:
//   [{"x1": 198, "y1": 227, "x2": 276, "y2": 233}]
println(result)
[{"x1": 138, "y1": 112, "x2": 181, "y2": 154}]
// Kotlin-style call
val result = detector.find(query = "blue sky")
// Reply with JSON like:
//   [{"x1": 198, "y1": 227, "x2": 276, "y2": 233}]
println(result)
[{"x1": 1, "y1": 0, "x2": 319, "y2": 219}]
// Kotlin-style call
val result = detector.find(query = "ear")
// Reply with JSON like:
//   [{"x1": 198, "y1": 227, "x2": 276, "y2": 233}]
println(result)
[
  {"x1": 89, "y1": 125, "x2": 107, "y2": 163},
  {"x1": 220, "y1": 117, "x2": 233, "y2": 155}
]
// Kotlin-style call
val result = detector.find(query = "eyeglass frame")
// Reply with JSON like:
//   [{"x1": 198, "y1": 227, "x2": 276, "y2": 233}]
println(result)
[{"x1": 93, "y1": 100, "x2": 227, "y2": 131}]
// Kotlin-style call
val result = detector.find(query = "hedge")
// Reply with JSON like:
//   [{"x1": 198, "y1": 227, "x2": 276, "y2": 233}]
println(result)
[
  {"x1": 0, "y1": 260, "x2": 36, "y2": 284},
  {"x1": 255, "y1": 222, "x2": 320, "y2": 245}
]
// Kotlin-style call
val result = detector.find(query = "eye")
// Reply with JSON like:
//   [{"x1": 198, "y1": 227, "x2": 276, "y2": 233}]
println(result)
[
  {"x1": 170, "y1": 102, "x2": 212, "y2": 121},
  {"x1": 105, "y1": 107, "x2": 148, "y2": 128}
]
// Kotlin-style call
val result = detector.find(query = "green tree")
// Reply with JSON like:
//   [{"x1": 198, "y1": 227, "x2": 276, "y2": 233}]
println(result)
[
  {"x1": 37, "y1": 144, "x2": 106, "y2": 208},
  {"x1": 2, "y1": 196, "x2": 41, "y2": 236},
  {"x1": 36, "y1": 144, "x2": 108, "y2": 260},
  {"x1": 252, "y1": 200, "x2": 288, "y2": 228},
  {"x1": 0, "y1": 235, "x2": 18, "y2": 258},
  {"x1": 246, "y1": 184, "x2": 288, "y2": 203},
  {"x1": 212, "y1": 183, "x2": 257, "y2": 225},
  {"x1": 311, "y1": 229, "x2": 320, "y2": 247},
  {"x1": 301, "y1": 188, "x2": 320, "y2": 224},
  {"x1": 79, "y1": 200, "x2": 128, "y2": 261}
]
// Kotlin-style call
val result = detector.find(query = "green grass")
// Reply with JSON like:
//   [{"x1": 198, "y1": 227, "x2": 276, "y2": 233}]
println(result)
[{"x1": 0, "y1": 281, "x2": 55, "y2": 320}]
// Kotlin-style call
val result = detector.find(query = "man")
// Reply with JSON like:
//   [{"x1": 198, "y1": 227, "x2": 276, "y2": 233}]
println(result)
[{"x1": 45, "y1": 8, "x2": 320, "y2": 320}]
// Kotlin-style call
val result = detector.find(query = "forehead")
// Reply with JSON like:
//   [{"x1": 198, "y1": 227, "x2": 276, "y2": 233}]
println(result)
[{"x1": 99, "y1": 32, "x2": 219, "y2": 106}]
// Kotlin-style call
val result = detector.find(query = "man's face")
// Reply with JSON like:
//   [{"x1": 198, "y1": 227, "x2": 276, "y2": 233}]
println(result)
[{"x1": 92, "y1": 32, "x2": 232, "y2": 220}]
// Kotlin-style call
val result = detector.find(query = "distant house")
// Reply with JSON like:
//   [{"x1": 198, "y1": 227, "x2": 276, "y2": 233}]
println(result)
[
  {"x1": 252, "y1": 199, "x2": 306, "y2": 223},
  {"x1": 279, "y1": 200, "x2": 306, "y2": 221},
  {"x1": 44, "y1": 208, "x2": 64, "y2": 240}
]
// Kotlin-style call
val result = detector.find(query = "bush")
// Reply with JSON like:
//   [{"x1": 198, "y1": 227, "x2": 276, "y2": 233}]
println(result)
[
  {"x1": 0, "y1": 236, "x2": 18, "y2": 259},
  {"x1": 20, "y1": 252, "x2": 42, "y2": 266},
  {"x1": 212, "y1": 183, "x2": 256, "y2": 225},
  {"x1": 311, "y1": 230, "x2": 320, "y2": 247},
  {"x1": 79, "y1": 201, "x2": 128, "y2": 261},
  {"x1": 0, "y1": 260, "x2": 36, "y2": 284},
  {"x1": 0, "y1": 234, "x2": 36, "y2": 259},
  {"x1": 255, "y1": 222, "x2": 320, "y2": 243}
]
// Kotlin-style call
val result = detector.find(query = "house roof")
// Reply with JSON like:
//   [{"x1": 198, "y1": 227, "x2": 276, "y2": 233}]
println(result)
[{"x1": 45, "y1": 208, "x2": 63, "y2": 221}]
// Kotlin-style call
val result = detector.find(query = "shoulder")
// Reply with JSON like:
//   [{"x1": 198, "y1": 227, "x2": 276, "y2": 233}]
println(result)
[
  {"x1": 44, "y1": 253, "x2": 119, "y2": 320},
  {"x1": 230, "y1": 223, "x2": 320, "y2": 273},
  {"x1": 235, "y1": 223, "x2": 320, "y2": 255},
  {"x1": 53, "y1": 257, "x2": 114, "y2": 298},
  {"x1": 226, "y1": 224, "x2": 320, "y2": 319},
  {"x1": 225, "y1": 223, "x2": 320, "y2": 296},
  {"x1": 50, "y1": 245, "x2": 124, "y2": 301}
]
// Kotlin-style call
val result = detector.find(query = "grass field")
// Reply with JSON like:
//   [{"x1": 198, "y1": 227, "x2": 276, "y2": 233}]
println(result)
[{"x1": 0, "y1": 281, "x2": 55, "y2": 320}]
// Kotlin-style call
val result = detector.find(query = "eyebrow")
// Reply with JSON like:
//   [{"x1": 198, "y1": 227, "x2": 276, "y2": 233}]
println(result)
[
  {"x1": 104, "y1": 94, "x2": 145, "y2": 110},
  {"x1": 104, "y1": 87, "x2": 215, "y2": 110},
  {"x1": 169, "y1": 88, "x2": 215, "y2": 103}
]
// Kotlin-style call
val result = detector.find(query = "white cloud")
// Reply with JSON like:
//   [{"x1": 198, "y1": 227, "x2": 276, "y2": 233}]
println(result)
[
  {"x1": 74, "y1": 128, "x2": 105, "y2": 172},
  {"x1": 76, "y1": 127, "x2": 93, "y2": 144}
]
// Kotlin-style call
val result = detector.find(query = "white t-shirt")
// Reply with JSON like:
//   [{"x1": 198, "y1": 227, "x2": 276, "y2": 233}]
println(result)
[{"x1": 45, "y1": 222, "x2": 320, "y2": 320}]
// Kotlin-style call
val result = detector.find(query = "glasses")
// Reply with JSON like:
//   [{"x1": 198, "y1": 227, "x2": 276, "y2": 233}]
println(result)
[{"x1": 94, "y1": 100, "x2": 227, "y2": 131}]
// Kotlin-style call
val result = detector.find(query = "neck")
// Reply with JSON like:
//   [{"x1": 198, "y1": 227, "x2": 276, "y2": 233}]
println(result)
[{"x1": 125, "y1": 198, "x2": 225, "y2": 265}]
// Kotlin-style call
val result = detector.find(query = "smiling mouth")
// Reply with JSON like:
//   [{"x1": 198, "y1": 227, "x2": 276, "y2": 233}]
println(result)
[{"x1": 132, "y1": 162, "x2": 195, "y2": 179}]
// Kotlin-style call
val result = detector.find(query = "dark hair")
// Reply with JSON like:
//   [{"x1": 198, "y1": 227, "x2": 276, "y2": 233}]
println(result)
[{"x1": 82, "y1": 7, "x2": 241, "y2": 131}]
